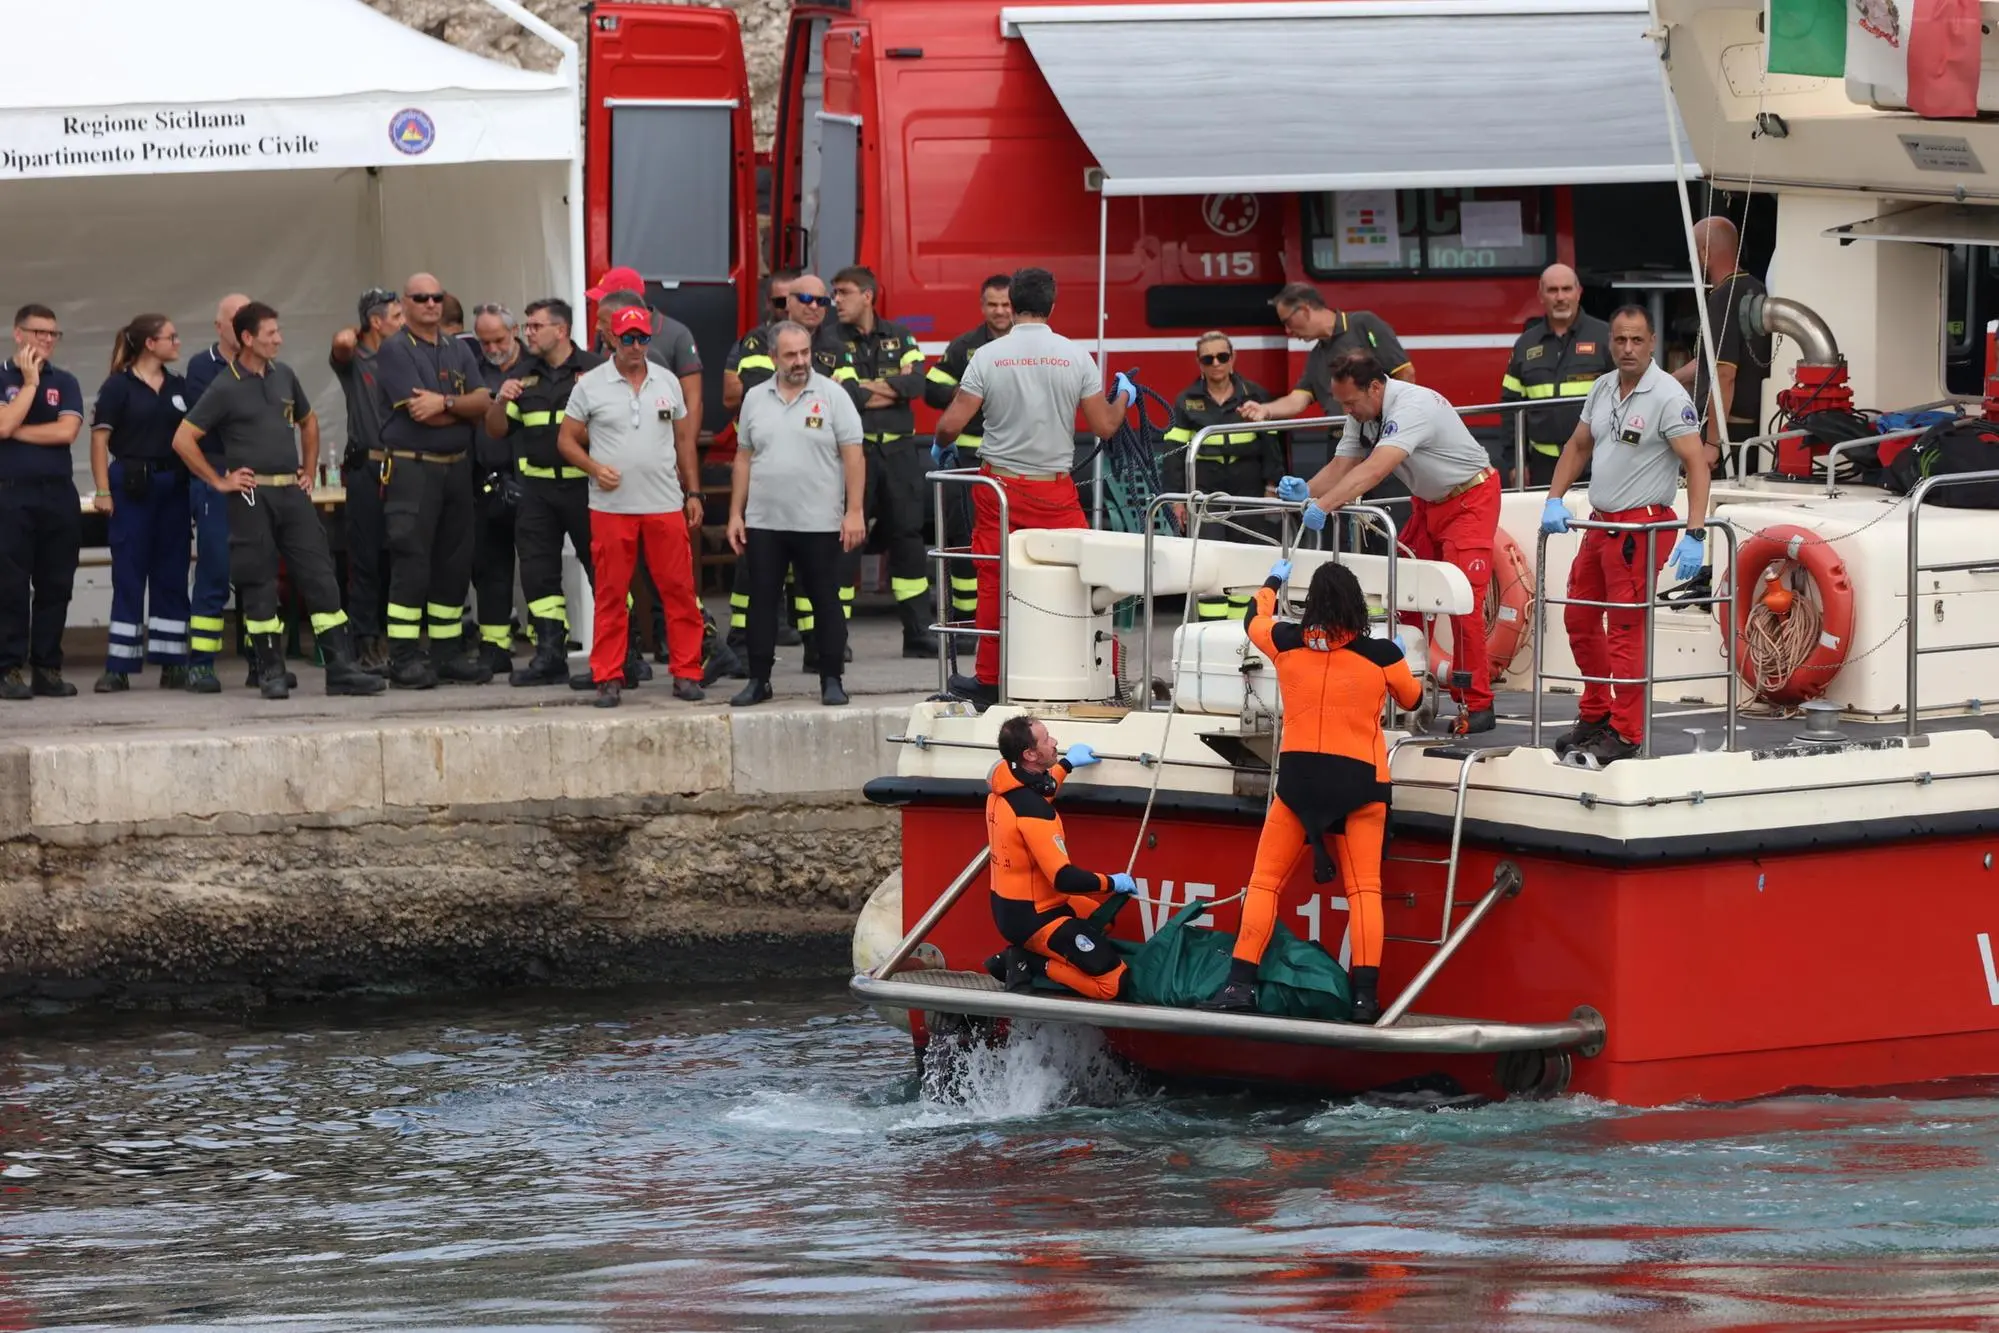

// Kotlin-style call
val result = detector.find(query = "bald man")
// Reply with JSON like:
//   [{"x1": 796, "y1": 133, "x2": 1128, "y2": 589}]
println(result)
[
  {"x1": 370, "y1": 272, "x2": 495, "y2": 688},
  {"x1": 178, "y1": 292, "x2": 251, "y2": 691},
  {"x1": 1678, "y1": 217, "x2": 1772, "y2": 473},
  {"x1": 1499, "y1": 264, "x2": 1612, "y2": 488}
]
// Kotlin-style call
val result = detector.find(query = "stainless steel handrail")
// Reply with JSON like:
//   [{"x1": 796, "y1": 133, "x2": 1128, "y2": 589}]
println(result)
[
  {"x1": 869, "y1": 846, "x2": 991, "y2": 980},
  {"x1": 1179, "y1": 395, "x2": 1589, "y2": 499},
  {"x1": 926, "y1": 468, "x2": 1011, "y2": 701},
  {"x1": 1378, "y1": 861, "x2": 1522, "y2": 1027},
  {"x1": 1138, "y1": 492, "x2": 1399, "y2": 714},
  {"x1": 1819, "y1": 428, "x2": 1925, "y2": 498},
  {"x1": 1530, "y1": 516, "x2": 1742, "y2": 758},
  {"x1": 1903, "y1": 467, "x2": 1999, "y2": 737}
]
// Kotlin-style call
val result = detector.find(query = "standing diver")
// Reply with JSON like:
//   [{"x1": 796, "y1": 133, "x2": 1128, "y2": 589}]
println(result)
[
  {"x1": 1203, "y1": 559, "x2": 1422, "y2": 1023},
  {"x1": 986, "y1": 714, "x2": 1139, "y2": 1000}
]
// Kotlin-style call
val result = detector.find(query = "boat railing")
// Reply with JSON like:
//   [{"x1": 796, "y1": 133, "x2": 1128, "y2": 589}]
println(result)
[
  {"x1": 1530, "y1": 516, "x2": 1744, "y2": 758},
  {"x1": 924, "y1": 468, "x2": 1011, "y2": 701},
  {"x1": 1904, "y1": 468, "x2": 1999, "y2": 737},
  {"x1": 1718, "y1": 397, "x2": 1957, "y2": 485},
  {"x1": 1179, "y1": 396, "x2": 1589, "y2": 499}
]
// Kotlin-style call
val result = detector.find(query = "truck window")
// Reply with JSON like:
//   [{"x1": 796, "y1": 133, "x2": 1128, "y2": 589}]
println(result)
[
  {"x1": 1302, "y1": 188, "x2": 1552, "y2": 278},
  {"x1": 815, "y1": 115, "x2": 861, "y2": 278},
  {"x1": 610, "y1": 104, "x2": 735, "y2": 281}
]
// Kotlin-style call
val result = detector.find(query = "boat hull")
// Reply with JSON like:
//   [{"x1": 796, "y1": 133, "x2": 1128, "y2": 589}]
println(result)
[{"x1": 892, "y1": 801, "x2": 1999, "y2": 1105}]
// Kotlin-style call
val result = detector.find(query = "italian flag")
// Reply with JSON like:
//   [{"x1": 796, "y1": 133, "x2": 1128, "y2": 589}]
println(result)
[{"x1": 1767, "y1": 0, "x2": 1982, "y2": 118}]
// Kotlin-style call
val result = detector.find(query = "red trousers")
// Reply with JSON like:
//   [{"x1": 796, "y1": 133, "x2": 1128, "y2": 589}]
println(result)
[
  {"x1": 971, "y1": 468, "x2": 1088, "y2": 685},
  {"x1": 1564, "y1": 503, "x2": 1673, "y2": 744},
  {"x1": 588, "y1": 510, "x2": 704, "y2": 685},
  {"x1": 1406, "y1": 474, "x2": 1500, "y2": 711}
]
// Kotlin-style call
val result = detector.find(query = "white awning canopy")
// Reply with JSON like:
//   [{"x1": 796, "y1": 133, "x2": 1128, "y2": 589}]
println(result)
[
  {"x1": 1824, "y1": 203, "x2": 1999, "y2": 248},
  {"x1": 1000, "y1": 0, "x2": 1694, "y2": 197},
  {"x1": 0, "y1": 0, "x2": 573, "y2": 178}
]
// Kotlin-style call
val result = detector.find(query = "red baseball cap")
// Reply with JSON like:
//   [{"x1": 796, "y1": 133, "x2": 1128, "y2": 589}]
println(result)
[
  {"x1": 610, "y1": 305, "x2": 654, "y2": 337},
  {"x1": 587, "y1": 266, "x2": 645, "y2": 301}
]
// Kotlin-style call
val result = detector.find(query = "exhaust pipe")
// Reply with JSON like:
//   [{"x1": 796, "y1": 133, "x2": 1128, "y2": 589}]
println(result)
[{"x1": 1742, "y1": 293, "x2": 1840, "y2": 366}]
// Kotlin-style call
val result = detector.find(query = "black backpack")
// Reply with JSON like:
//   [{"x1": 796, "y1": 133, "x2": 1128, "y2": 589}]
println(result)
[{"x1": 1884, "y1": 418, "x2": 1999, "y2": 508}]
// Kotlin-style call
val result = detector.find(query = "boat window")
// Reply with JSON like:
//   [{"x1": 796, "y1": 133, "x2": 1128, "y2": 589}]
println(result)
[
  {"x1": 1302, "y1": 187, "x2": 1553, "y2": 279},
  {"x1": 1944, "y1": 243, "x2": 1999, "y2": 397}
]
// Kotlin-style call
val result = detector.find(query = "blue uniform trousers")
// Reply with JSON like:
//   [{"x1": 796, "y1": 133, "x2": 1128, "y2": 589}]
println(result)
[{"x1": 105, "y1": 460, "x2": 193, "y2": 671}]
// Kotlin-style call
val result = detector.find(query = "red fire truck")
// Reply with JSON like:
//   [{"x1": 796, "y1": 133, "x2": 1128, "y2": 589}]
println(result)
[{"x1": 586, "y1": 0, "x2": 1695, "y2": 442}]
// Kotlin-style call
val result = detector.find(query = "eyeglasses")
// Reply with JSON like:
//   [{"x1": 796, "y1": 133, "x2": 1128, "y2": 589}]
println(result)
[
  {"x1": 1198, "y1": 351, "x2": 1233, "y2": 365},
  {"x1": 617, "y1": 332, "x2": 653, "y2": 346},
  {"x1": 18, "y1": 326, "x2": 61, "y2": 341},
  {"x1": 406, "y1": 293, "x2": 445, "y2": 305},
  {"x1": 791, "y1": 294, "x2": 833, "y2": 308},
  {"x1": 521, "y1": 321, "x2": 552, "y2": 334},
  {"x1": 152, "y1": 331, "x2": 182, "y2": 343},
  {"x1": 768, "y1": 298, "x2": 789, "y2": 312}
]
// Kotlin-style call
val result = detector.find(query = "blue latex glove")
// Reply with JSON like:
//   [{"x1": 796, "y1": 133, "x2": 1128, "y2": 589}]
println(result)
[
  {"x1": 1063, "y1": 742, "x2": 1100, "y2": 769},
  {"x1": 1111, "y1": 371, "x2": 1137, "y2": 403},
  {"x1": 1108, "y1": 872, "x2": 1138, "y2": 896},
  {"x1": 1277, "y1": 475, "x2": 1311, "y2": 503},
  {"x1": 1300, "y1": 500, "x2": 1328, "y2": 532},
  {"x1": 1668, "y1": 530, "x2": 1705, "y2": 581},
  {"x1": 931, "y1": 441, "x2": 960, "y2": 469},
  {"x1": 1539, "y1": 494, "x2": 1571, "y2": 534},
  {"x1": 1269, "y1": 558, "x2": 1292, "y2": 582}
]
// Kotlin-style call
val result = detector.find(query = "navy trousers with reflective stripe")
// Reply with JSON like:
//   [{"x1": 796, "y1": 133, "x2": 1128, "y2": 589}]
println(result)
[{"x1": 105, "y1": 460, "x2": 193, "y2": 670}]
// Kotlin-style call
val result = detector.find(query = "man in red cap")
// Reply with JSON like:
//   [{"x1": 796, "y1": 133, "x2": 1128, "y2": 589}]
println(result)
[{"x1": 556, "y1": 305, "x2": 706, "y2": 707}]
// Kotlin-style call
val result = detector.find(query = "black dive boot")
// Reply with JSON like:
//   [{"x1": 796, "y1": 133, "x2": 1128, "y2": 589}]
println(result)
[
  {"x1": 320, "y1": 625, "x2": 387, "y2": 696},
  {"x1": 1348, "y1": 965, "x2": 1382, "y2": 1025},
  {"x1": 254, "y1": 634, "x2": 290, "y2": 700},
  {"x1": 510, "y1": 617, "x2": 569, "y2": 686},
  {"x1": 1199, "y1": 960, "x2": 1259, "y2": 1012},
  {"x1": 388, "y1": 642, "x2": 438, "y2": 690},
  {"x1": 899, "y1": 597, "x2": 940, "y2": 659}
]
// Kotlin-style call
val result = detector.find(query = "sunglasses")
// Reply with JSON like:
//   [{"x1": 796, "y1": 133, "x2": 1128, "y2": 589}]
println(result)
[
  {"x1": 618, "y1": 332, "x2": 653, "y2": 346},
  {"x1": 1198, "y1": 351, "x2": 1233, "y2": 365},
  {"x1": 791, "y1": 293, "x2": 833, "y2": 308},
  {"x1": 406, "y1": 293, "x2": 445, "y2": 305}
]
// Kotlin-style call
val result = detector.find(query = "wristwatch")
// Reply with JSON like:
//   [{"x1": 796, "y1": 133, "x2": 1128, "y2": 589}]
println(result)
[
  {"x1": 444, "y1": 395, "x2": 456, "y2": 414},
  {"x1": 1686, "y1": 527, "x2": 1706, "y2": 539}
]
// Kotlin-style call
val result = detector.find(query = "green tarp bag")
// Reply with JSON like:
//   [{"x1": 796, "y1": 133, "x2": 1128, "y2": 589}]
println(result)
[{"x1": 1067, "y1": 897, "x2": 1353, "y2": 1021}]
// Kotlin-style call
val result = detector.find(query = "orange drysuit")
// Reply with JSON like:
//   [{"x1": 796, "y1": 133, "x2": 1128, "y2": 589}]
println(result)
[
  {"x1": 986, "y1": 758, "x2": 1129, "y2": 1001},
  {"x1": 1237, "y1": 579, "x2": 1423, "y2": 972}
]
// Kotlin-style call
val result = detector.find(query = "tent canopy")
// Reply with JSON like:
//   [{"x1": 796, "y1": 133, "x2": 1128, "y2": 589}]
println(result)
[
  {"x1": 1000, "y1": 0, "x2": 1695, "y2": 197},
  {"x1": 0, "y1": 0, "x2": 576, "y2": 488}
]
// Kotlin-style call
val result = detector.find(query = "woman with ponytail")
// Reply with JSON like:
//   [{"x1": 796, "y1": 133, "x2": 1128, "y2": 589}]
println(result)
[
  {"x1": 1199, "y1": 558, "x2": 1422, "y2": 1023},
  {"x1": 90, "y1": 314, "x2": 190, "y2": 691}
]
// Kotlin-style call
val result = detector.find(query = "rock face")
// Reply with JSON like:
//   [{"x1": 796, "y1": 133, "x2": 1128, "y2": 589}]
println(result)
[{"x1": 366, "y1": 0, "x2": 790, "y2": 145}]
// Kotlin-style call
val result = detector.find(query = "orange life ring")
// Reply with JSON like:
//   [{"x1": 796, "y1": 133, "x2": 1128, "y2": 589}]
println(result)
[
  {"x1": 1430, "y1": 527, "x2": 1536, "y2": 679},
  {"x1": 1724, "y1": 523, "x2": 1854, "y2": 704}
]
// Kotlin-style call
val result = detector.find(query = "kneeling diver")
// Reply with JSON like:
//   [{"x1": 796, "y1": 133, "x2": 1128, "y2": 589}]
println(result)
[
  {"x1": 986, "y1": 714, "x2": 1138, "y2": 1000},
  {"x1": 1203, "y1": 559, "x2": 1422, "y2": 1022}
]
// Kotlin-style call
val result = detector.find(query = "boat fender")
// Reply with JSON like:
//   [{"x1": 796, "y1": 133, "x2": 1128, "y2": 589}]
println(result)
[
  {"x1": 1724, "y1": 523, "x2": 1855, "y2": 705},
  {"x1": 1431, "y1": 527, "x2": 1536, "y2": 682},
  {"x1": 851, "y1": 870, "x2": 944, "y2": 1036}
]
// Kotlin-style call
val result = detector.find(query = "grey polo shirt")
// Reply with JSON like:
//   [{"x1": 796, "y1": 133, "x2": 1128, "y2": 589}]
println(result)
[
  {"x1": 959, "y1": 322, "x2": 1098, "y2": 475},
  {"x1": 738, "y1": 371, "x2": 864, "y2": 532},
  {"x1": 1582, "y1": 363, "x2": 1700, "y2": 514},
  {"x1": 564, "y1": 358, "x2": 687, "y2": 514},
  {"x1": 1334, "y1": 379, "x2": 1491, "y2": 503}
]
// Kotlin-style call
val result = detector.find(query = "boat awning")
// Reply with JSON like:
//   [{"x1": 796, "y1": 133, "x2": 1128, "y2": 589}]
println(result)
[
  {"x1": 999, "y1": 0, "x2": 1695, "y2": 197},
  {"x1": 1824, "y1": 203, "x2": 1999, "y2": 248}
]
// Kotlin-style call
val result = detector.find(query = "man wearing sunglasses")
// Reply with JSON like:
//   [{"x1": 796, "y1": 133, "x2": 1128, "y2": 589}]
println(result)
[
  {"x1": 330, "y1": 288, "x2": 405, "y2": 673},
  {"x1": 0, "y1": 304, "x2": 86, "y2": 700},
  {"x1": 558, "y1": 306, "x2": 706, "y2": 708},
  {"x1": 370, "y1": 273, "x2": 495, "y2": 689},
  {"x1": 1161, "y1": 331, "x2": 1278, "y2": 621}
]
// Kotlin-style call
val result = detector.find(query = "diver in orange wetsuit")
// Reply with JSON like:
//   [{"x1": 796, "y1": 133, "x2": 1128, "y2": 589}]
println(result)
[
  {"x1": 985, "y1": 714, "x2": 1139, "y2": 1000},
  {"x1": 1201, "y1": 558, "x2": 1423, "y2": 1023}
]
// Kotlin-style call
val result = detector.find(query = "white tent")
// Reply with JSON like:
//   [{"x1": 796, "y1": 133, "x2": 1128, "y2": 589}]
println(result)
[{"x1": 0, "y1": 0, "x2": 580, "y2": 493}]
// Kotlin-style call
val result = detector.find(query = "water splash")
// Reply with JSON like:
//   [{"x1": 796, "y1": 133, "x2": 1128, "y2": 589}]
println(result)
[{"x1": 906, "y1": 1020, "x2": 1143, "y2": 1125}]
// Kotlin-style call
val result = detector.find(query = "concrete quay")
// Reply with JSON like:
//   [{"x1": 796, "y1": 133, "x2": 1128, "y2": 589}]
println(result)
[{"x1": 0, "y1": 614, "x2": 943, "y2": 1010}]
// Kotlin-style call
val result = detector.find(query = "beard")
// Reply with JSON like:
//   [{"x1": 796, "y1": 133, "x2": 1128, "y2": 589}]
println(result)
[{"x1": 483, "y1": 342, "x2": 516, "y2": 367}]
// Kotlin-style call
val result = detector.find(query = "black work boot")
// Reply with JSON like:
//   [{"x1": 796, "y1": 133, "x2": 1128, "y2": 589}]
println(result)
[
  {"x1": 1199, "y1": 979, "x2": 1257, "y2": 1012},
  {"x1": 354, "y1": 634, "x2": 390, "y2": 676},
  {"x1": 245, "y1": 656, "x2": 297, "y2": 691},
  {"x1": 431, "y1": 637, "x2": 493, "y2": 685},
  {"x1": 820, "y1": 675, "x2": 849, "y2": 707},
  {"x1": 159, "y1": 665, "x2": 188, "y2": 689},
  {"x1": 320, "y1": 625, "x2": 386, "y2": 696},
  {"x1": 730, "y1": 677, "x2": 774, "y2": 708},
  {"x1": 1349, "y1": 966, "x2": 1382, "y2": 1025},
  {"x1": 254, "y1": 634, "x2": 290, "y2": 700},
  {"x1": 510, "y1": 618, "x2": 569, "y2": 686},
  {"x1": 478, "y1": 639, "x2": 514, "y2": 677},
  {"x1": 899, "y1": 598, "x2": 940, "y2": 659},
  {"x1": 701, "y1": 613, "x2": 742, "y2": 685},
  {"x1": 388, "y1": 642, "x2": 438, "y2": 690},
  {"x1": 0, "y1": 667, "x2": 29, "y2": 701},
  {"x1": 31, "y1": 667, "x2": 77, "y2": 698},
  {"x1": 1554, "y1": 715, "x2": 1611, "y2": 758},
  {"x1": 94, "y1": 670, "x2": 129, "y2": 694}
]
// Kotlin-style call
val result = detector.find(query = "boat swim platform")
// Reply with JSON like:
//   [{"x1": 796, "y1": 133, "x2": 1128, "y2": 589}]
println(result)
[{"x1": 850, "y1": 970, "x2": 1607, "y2": 1056}]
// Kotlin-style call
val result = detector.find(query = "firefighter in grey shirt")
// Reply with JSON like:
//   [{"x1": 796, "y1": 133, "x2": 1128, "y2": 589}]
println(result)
[{"x1": 933, "y1": 267, "x2": 1130, "y2": 706}]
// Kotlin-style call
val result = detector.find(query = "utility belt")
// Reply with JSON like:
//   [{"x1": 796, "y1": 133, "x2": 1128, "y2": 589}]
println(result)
[
  {"x1": 1431, "y1": 466, "x2": 1496, "y2": 503},
  {"x1": 518, "y1": 457, "x2": 588, "y2": 481},
  {"x1": 114, "y1": 457, "x2": 181, "y2": 473},
  {"x1": 368, "y1": 447, "x2": 464, "y2": 486},
  {"x1": 250, "y1": 472, "x2": 299, "y2": 488}
]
